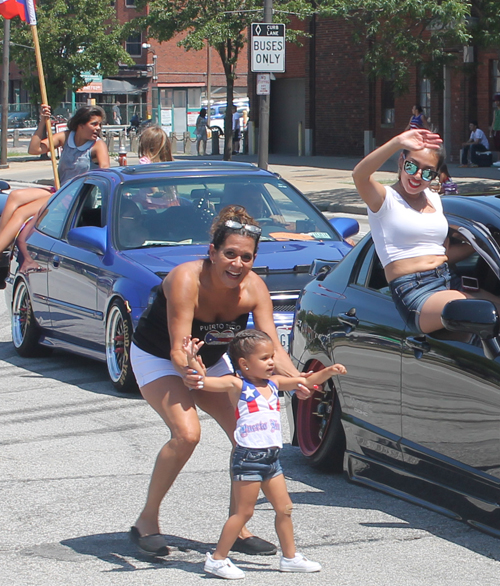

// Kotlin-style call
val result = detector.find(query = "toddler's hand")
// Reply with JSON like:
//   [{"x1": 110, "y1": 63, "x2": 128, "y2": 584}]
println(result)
[{"x1": 330, "y1": 363, "x2": 347, "y2": 375}]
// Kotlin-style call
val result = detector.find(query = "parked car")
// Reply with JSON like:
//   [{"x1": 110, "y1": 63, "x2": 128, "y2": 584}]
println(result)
[
  {"x1": 209, "y1": 100, "x2": 249, "y2": 131},
  {"x1": 6, "y1": 161, "x2": 358, "y2": 393},
  {"x1": 287, "y1": 194, "x2": 500, "y2": 539},
  {"x1": 6, "y1": 111, "x2": 34, "y2": 128}
]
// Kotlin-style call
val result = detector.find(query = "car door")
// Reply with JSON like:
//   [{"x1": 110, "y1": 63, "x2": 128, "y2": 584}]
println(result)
[
  {"x1": 18, "y1": 178, "x2": 87, "y2": 328},
  {"x1": 331, "y1": 240, "x2": 404, "y2": 460},
  {"x1": 401, "y1": 217, "x2": 500, "y2": 493},
  {"x1": 46, "y1": 178, "x2": 109, "y2": 347}
]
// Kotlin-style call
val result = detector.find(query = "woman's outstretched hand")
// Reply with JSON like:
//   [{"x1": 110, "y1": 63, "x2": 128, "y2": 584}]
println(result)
[{"x1": 399, "y1": 129, "x2": 442, "y2": 152}]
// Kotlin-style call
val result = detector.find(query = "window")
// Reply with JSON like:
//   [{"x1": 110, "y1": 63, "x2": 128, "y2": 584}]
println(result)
[
  {"x1": 160, "y1": 88, "x2": 173, "y2": 108},
  {"x1": 75, "y1": 182, "x2": 108, "y2": 229},
  {"x1": 37, "y1": 178, "x2": 85, "y2": 239},
  {"x1": 125, "y1": 0, "x2": 136, "y2": 6},
  {"x1": 492, "y1": 61, "x2": 500, "y2": 97},
  {"x1": 126, "y1": 33, "x2": 142, "y2": 57},
  {"x1": 381, "y1": 79, "x2": 395, "y2": 126},
  {"x1": 419, "y1": 74, "x2": 431, "y2": 121},
  {"x1": 187, "y1": 88, "x2": 201, "y2": 109}
]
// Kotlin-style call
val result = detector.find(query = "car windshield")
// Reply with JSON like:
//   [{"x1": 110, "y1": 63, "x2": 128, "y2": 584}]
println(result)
[{"x1": 114, "y1": 175, "x2": 339, "y2": 250}]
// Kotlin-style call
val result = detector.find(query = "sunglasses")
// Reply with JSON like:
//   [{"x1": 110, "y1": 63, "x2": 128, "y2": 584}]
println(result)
[
  {"x1": 224, "y1": 220, "x2": 262, "y2": 235},
  {"x1": 403, "y1": 159, "x2": 438, "y2": 182}
]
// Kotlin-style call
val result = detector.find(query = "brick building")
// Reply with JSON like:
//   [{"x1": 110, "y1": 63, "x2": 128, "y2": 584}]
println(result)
[
  {"x1": 5, "y1": 0, "x2": 248, "y2": 135},
  {"x1": 251, "y1": 15, "x2": 500, "y2": 161}
]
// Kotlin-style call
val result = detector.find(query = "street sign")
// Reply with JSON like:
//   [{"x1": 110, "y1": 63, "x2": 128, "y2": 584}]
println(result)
[
  {"x1": 251, "y1": 23, "x2": 285, "y2": 73},
  {"x1": 256, "y1": 73, "x2": 271, "y2": 95}
]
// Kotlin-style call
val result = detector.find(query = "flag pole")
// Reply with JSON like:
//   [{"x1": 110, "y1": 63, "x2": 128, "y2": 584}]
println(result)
[{"x1": 30, "y1": 24, "x2": 60, "y2": 189}]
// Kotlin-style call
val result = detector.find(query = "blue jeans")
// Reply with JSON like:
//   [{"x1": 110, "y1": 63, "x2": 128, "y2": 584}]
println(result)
[
  {"x1": 389, "y1": 263, "x2": 451, "y2": 331},
  {"x1": 462, "y1": 143, "x2": 487, "y2": 165},
  {"x1": 232, "y1": 446, "x2": 283, "y2": 482}
]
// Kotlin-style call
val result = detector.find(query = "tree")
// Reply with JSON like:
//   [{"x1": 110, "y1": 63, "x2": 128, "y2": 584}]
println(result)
[
  {"x1": 134, "y1": 0, "x2": 313, "y2": 160},
  {"x1": 317, "y1": 0, "x2": 500, "y2": 93},
  {"x1": 5, "y1": 0, "x2": 133, "y2": 108}
]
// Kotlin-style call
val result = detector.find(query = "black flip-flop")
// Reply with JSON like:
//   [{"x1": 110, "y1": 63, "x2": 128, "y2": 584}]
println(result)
[
  {"x1": 230, "y1": 536, "x2": 277, "y2": 556},
  {"x1": 129, "y1": 526, "x2": 170, "y2": 556}
]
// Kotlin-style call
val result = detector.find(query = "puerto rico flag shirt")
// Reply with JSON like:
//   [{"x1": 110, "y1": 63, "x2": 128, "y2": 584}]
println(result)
[{"x1": 234, "y1": 378, "x2": 283, "y2": 448}]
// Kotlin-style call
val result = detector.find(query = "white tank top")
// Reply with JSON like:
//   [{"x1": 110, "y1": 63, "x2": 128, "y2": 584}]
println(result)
[
  {"x1": 234, "y1": 378, "x2": 282, "y2": 449},
  {"x1": 367, "y1": 185, "x2": 448, "y2": 268}
]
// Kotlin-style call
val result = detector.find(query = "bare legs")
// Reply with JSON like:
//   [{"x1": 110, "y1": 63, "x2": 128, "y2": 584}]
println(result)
[
  {"x1": 419, "y1": 288, "x2": 500, "y2": 333},
  {"x1": 213, "y1": 475, "x2": 295, "y2": 560},
  {"x1": 0, "y1": 187, "x2": 52, "y2": 253},
  {"x1": 134, "y1": 375, "x2": 202, "y2": 536},
  {"x1": 135, "y1": 376, "x2": 256, "y2": 539},
  {"x1": 0, "y1": 193, "x2": 51, "y2": 253}
]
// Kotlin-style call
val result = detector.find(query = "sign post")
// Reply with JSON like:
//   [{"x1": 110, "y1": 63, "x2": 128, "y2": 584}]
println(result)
[{"x1": 252, "y1": 7, "x2": 285, "y2": 169}]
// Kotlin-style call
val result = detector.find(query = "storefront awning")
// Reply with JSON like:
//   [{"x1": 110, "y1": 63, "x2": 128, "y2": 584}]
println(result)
[{"x1": 101, "y1": 79, "x2": 149, "y2": 95}]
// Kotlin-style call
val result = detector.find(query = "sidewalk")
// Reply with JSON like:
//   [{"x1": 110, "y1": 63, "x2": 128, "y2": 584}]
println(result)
[{"x1": 1, "y1": 151, "x2": 499, "y2": 215}]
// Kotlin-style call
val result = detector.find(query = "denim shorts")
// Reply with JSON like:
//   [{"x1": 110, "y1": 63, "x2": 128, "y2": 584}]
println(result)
[
  {"x1": 389, "y1": 263, "x2": 451, "y2": 331},
  {"x1": 232, "y1": 446, "x2": 283, "y2": 482}
]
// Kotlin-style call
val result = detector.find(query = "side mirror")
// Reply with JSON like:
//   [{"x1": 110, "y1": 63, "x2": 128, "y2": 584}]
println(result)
[
  {"x1": 442, "y1": 299, "x2": 500, "y2": 359},
  {"x1": 67, "y1": 226, "x2": 107, "y2": 255},
  {"x1": 309, "y1": 258, "x2": 337, "y2": 280},
  {"x1": 329, "y1": 217, "x2": 359, "y2": 240}
]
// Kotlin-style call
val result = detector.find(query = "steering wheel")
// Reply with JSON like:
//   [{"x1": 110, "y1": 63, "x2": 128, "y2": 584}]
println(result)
[{"x1": 255, "y1": 217, "x2": 278, "y2": 226}]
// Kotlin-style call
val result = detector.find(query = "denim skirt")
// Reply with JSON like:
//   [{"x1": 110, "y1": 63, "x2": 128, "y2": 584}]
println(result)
[{"x1": 389, "y1": 263, "x2": 451, "y2": 331}]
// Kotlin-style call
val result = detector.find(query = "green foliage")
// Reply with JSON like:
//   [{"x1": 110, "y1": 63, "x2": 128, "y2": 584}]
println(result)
[
  {"x1": 3, "y1": 0, "x2": 133, "y2": 107},
  {"x1": 133, "y1": 0, "x2": 312, "y2": 158},
  {"x1": 317, "y1": 0, "x2": 477, "y2": 92}
]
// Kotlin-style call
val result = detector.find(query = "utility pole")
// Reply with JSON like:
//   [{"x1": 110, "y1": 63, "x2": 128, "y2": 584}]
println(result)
[
  {"x1": 1, "y1": 19, "x2": 10, "y2": 168},
  {"x1": 257, "y1": 0, "x2": 272, "y2": 170}
]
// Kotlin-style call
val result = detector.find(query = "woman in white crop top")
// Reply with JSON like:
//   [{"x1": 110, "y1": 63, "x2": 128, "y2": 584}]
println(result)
[{"x1": 352, "y1": 129, "x2": 484, "y2": 333}]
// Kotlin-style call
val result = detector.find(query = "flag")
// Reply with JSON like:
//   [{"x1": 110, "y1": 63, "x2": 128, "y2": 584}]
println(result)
[{"x1": 0, "y1": 0, "x2": 36, "y2": 24}]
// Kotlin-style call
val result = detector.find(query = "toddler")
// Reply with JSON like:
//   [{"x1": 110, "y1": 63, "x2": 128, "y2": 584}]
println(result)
[{"x1": 183, "y1": 329, "x2": 347, "y2": 579}]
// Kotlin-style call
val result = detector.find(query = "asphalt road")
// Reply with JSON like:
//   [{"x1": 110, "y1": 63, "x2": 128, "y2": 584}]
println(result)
[{"x1": 1, "y1": 294, "x2": 500, "y2": 585}]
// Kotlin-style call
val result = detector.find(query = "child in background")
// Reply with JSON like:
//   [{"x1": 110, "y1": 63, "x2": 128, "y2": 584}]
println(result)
[
  {"x1": 438, "y1": 164, "x2": 459, "y2": 195},
  {"x1": 138, "y1": 125, "x2": 173, "y2": 164},
  {"x1": 137, "y1": 126, "x2": 178, "y2": 208},
  {"x1": 183, "y1": 329, "x2": 347, "y2": 580}
]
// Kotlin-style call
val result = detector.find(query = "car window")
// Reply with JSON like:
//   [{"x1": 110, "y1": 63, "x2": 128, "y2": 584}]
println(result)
[
  {"x1": 114, "y1": 176, "x2": 339, "y2": 250},
  {"x1": 73, "y1": 181, "x2": 108, "y2": 229},
  {"x1": 355, "y1": 242, "x2": 390, "y2": 294},
  {"x1": 36, "y1": 178, "x2": 85, "y2": 239}
]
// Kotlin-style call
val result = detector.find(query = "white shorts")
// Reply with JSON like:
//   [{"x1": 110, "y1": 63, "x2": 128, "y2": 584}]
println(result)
[{"x1": 130, "y1": 342, "x2": 234, "y2": 388}]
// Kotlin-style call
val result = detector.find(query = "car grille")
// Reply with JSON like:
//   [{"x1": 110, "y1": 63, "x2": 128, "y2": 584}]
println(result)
[{"x1": 271, "y1": 292, "x2": 300, "y2": 313}]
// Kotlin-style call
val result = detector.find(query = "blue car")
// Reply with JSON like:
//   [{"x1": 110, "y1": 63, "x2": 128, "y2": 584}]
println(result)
[{"x1": 6, "y1": 161, "x2": 358, "y2": 392}]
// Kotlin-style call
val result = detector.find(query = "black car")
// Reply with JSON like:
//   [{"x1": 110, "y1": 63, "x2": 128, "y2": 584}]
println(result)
[{"x1": 287, "y1": 194, "x2": 500, "y2": 539}]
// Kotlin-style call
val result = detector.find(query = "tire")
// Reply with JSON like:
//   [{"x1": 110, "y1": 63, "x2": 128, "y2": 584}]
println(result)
[
  {"x1": 105, "y1": 298, "x2": 139, "y2": 394},
  {"x1": 11, "y1": 279, "x2": 49, "y2": 357},
  {"x1": 296, "y1": 359, "x2": 345, "y2": 472}
]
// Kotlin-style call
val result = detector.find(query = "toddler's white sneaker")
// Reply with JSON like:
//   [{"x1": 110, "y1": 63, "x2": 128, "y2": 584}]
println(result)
[
  {"x1": 204, "y1": 552, "x2": 245, "y2": 579},
  {"x1": 279, "y1": 552, "x2": 321, "y2": 573}
]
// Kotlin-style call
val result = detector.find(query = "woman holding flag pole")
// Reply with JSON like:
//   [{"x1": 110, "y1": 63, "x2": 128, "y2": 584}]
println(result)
[{"x1": 0, "y1": 0, "x2": 110, "y2": 268}]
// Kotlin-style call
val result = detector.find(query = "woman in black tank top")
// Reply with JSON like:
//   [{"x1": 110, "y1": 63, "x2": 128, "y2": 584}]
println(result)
[{"x1": 129, "y1": 205, "x2": 312, "y2": 557}]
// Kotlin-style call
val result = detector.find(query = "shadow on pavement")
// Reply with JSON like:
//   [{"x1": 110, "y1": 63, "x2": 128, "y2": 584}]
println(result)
[{"x1": 278, "y1": 443, "x2": 500, "y2": 562}]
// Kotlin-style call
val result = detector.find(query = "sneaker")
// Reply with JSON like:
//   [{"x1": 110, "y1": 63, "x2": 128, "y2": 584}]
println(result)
[
  {"x1": 279, "y1": 553, "x2": 321, "y2": 573},
  {"x1": 204, "y1": 552, "x2": 245, "y2": 580}
]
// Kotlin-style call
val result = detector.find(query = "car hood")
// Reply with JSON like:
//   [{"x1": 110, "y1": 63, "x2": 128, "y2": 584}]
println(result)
[{"x1": 122, "y1": 240, "x2": 350, "y2": 278}]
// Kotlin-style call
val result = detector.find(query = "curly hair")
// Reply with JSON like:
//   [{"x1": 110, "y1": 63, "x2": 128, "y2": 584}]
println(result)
[
  {"x1": 67, "y1": 105, "x2": 106, "y2": 132},
  {"x1": 210, "y1": 205, "x2": 261, "y2": 252},
  {"x1": 228, "y1": 329, "x2": 273, "y2": 370}
]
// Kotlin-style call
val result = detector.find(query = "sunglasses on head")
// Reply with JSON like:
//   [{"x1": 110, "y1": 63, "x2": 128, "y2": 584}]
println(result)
[
  {"x1": 224, "y1": 220, "x2": 262, "y2": 235},
  {"x1": 403, "y1": 159, "x2": 438, "y2": 182}
]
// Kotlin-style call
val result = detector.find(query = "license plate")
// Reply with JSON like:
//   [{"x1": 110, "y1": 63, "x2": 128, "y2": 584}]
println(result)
[{"x1": 277, "y1": 325, "x2": 292, "y2": 352}]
